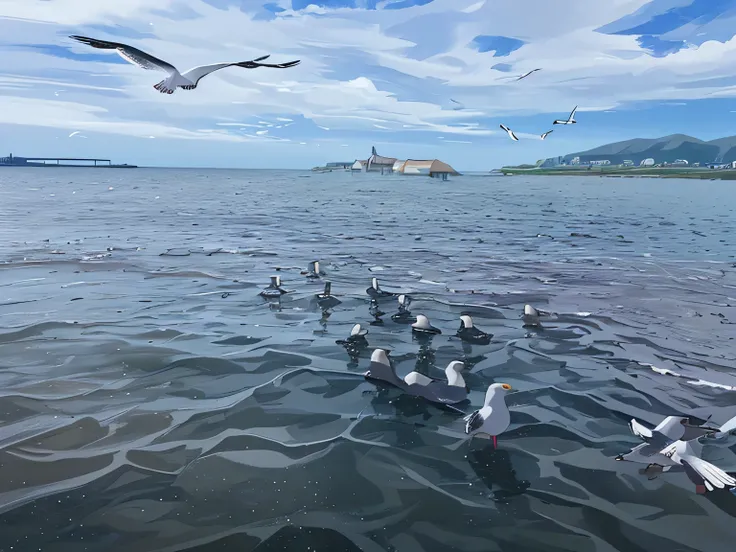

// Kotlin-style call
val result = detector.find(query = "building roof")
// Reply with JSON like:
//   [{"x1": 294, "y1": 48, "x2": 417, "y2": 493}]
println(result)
[
  {"x1": 367, "y1": 146, "x2": 397, "y2": 169},
  {"x1": 401, "y1": 159, "x2": 459, "y2": 175}
]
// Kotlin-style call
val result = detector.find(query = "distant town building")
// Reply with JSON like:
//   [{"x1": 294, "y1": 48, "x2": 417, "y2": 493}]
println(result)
[
  {"x1": 590, "y1": 160, "x2": 610, "y2": 166},
  {"x1": 366, "y1": 146, "x2": 397, "y2": 173},
  {"x1": 622, "y1": 160, "x2": 634, "y2": 166},
  {"x1": 570, "y1": 156, "x2": 580, "y2": 165},
  {"x1": 671, "y1": 159, "x2": 689, "y2": 166},
  {"x1": 731, "y1": 161, "x2": 736, "y2": 169},
  {"x1": 640, "y1": 158, "x2": 655, "y2": 166},
  {"x1": 398, "y1": 159, "x2": 459, "y2": 179},
  {"x1": 326, "y1": 162, "x2": 353, "y2": 169},
  {"x1": 351, "y1": 160, "x2": 363, "y2": 171}
]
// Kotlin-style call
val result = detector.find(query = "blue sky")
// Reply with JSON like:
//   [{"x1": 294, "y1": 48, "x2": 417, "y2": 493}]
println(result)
[{"x1": 2, "y1": 0, "x2": 736, "y2": 170}]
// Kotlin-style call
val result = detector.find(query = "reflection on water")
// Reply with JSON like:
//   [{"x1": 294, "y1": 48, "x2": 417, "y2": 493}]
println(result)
[{"x1": 1, "y1": 168, "x2": 736, "y2": 551}]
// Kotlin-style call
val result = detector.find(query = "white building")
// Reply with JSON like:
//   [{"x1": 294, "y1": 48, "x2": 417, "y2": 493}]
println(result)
[
  {"x1": 671, "y1": 159, "x2": 689, "y2": 166},
  {"x1": 570, "y1": 156, "x2": 580, "y2": 165},
  {"x1": 622, "y1": 160, "x2": 634, "y2": 166},
  {"x1": 590, "y1": 160, "x2": 610, "y2": 166},
  {"x1": 640, "y1": 158, "x2": 655, "y2": 166}
]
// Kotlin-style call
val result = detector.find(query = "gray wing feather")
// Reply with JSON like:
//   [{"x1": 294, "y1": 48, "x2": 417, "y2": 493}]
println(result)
[
  {"x1": 69, "y1": 35, "x2": 177, "y2": 73},
  {"x1": 681, "y1": 425, "x2": 717, "y2": 441},
  {"x1": 682, "y1": 457, "x2": 736, "y2": 490},
  {"x1": 465, "y1": 410, "x2": 483, "y2": 434}
]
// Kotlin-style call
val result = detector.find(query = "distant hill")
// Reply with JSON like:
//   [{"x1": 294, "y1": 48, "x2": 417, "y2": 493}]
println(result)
[{"x1": 541, "y1": 134, "x2": 736, "y2": 167}]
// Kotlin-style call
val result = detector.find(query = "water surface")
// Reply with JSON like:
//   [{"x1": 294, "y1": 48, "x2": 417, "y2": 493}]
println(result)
[{"x1": 1, "y1": 168, "x2": 735, "y2": 552}]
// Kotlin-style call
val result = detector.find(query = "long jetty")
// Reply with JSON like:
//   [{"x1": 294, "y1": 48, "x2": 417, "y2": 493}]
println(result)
[{"x1": 0, "y1": 154, "x2": 136, "y2": 168}]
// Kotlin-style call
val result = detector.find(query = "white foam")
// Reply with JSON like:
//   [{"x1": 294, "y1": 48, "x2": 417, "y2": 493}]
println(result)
[
  {"x1": 419, "y1": 279, "x2": 445, "y2": 286},
  {"x1": 688, "y1": 380, "x2": 736, "y2": 391},
  {"x1": 643, "y1": 363, "x2": 681, "y2": 377}
]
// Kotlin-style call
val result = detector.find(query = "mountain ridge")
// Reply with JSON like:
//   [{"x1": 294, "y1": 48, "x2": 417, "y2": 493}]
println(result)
[{"x1": 542, "y1": 134, "x2": 736, "y2": 167}]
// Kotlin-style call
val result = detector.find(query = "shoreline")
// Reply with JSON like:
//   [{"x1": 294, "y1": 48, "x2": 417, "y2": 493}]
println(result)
[{"x1": 499, "y1": 167, "x2": 736, "y2": 180}]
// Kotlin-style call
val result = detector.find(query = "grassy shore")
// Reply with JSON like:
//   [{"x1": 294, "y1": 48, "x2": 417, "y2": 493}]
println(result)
[{"x1": 499, "y1": 166, "x2": 736, "y2": 179}]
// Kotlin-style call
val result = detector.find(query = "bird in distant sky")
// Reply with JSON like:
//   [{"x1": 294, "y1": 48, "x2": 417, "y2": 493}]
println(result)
[
  {"x1": 500, "y1": 124, "x2": 519, "y2": 141},
  {"x1": 540, "y1": 130, "x2": 553, "y2": 140},
  {"x1": 553, "y1": 106, "x2": 577, "y2": 125},
  {"x1": 450, "y1": 98, "x2": 465, "y2": 110},
  {"x1": 516, "y1": 68, "x2": 541, "y2": 81},
  {"x1": 68, "y1": 35, "x2": 301, "y2": 94}
]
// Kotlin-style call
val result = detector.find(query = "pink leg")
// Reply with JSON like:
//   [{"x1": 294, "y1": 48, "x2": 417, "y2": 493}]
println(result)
[{"x1": 492, "y1": 435, "x2": 497, "y2": 449}]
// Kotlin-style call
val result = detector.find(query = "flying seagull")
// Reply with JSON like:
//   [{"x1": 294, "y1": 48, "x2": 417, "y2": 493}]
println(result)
[
  {"x1": 553, "y1": 106, "x2": 577, "y2": 125},
  {"x1": 69, "y1": 35, "x2": 301, "y2": 94},
  {"x1": 540, "y1": 130, "x2": 553, "y2": 140},
  {"x1": 450, "y1": 98, "x2": 465, "y2": 110},
  {"x1": 516, "y1": 68, "x2": 541, "y2": 81},
  {"x1": 499, "y1": 124, "x2": 518, "y2": 141},
  {"x1": 616, "y1": 439, "x2": 736, "y2": 494},
  {"x1": 630, "y1": 415, "x2": 718, "y2": 454}
]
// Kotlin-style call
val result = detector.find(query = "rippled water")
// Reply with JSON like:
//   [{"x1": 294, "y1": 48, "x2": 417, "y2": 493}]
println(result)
[{"x1": 1, "y1": 167, "x2": 736, "y2": 552}]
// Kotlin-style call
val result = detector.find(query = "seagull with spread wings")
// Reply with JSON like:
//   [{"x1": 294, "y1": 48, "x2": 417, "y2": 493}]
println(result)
[
  {"x1": 516, "y1": 68, "x2": 541, "y2": 81},
  {"x1": 69, "y1": 35, "x2": 301, "y2": 95},
  {"x1": 553, "y1": 106, "x2": 578, "y2": 125}
]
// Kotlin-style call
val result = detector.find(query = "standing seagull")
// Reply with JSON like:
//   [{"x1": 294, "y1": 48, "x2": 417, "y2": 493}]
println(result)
[
  {"x1": 516, "y1": 68, "x2": 541, "y2": 81},
  {"x1": 68, "y1": 35, "x2": 301, "y2": 94},
  {"x1": 553, "y1": 106, "x2": 577, "y2": 125},
  {"x1": 464, "y1": 383, "x2": 513, "y2": 449},
  {"x1": 540, "y1": 130, "x2": 553, "y2": 140},
  {"x1": 500, "y1": 124, "x2": 519, "y2": 141}
]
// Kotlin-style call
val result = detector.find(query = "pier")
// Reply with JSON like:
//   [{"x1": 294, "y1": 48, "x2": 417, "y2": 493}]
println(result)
[{"x1": 0, "y1": 153, "x2": 136, "y2": 168}]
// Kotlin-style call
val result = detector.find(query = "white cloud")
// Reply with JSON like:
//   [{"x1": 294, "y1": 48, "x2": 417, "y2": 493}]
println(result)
[{"x1": 0, "y1": 0, "x2": 735, "y2": 164}]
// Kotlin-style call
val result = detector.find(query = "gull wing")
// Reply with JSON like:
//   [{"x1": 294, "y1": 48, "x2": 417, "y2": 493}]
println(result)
[
  {"x1": 632, "y1": 418, "x2": 673, "y2": 450},
  {"x1": 681, "y1": 424, "x2": 717, "y2": 441},
  {"x1": 681, "y1": 457, "x2": 736, "y2": 491},
  {"x1": 182, "y1": 55, "x2": 300, "y2": 84},
  {"x1": 516, "y1": 68, "x2": 541, "y2": 81},
  {"x1": 236, "y1": 56, "x2": 301, "y2": 69},
  {"x1": 69, "y1": 35, "x2": 177, "y2": 73},
  {"x1": 568, "y1": 106, "x2": 578, "y2": 120},
  {"x1": 464, "y1": 409, "x2": 483, "y2": 434},
  {"x1": 630, "y1": 418, "x2": 653, "y2": 439}
]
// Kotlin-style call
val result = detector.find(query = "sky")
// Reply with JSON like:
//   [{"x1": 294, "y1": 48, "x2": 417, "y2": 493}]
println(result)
[{"x1": 2, "y1": 0, "x2": 736, "y2": 170}]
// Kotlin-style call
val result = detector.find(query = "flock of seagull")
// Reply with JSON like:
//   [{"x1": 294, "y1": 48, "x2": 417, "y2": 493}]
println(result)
[
  {"x1": 69, "y1": 34, "x2": 573, "y2": 143},
  {"x1": 501, "y1": 105, "x2": 578, "y2": 143},
  {"x1": 259, "y1": 261, "x2": 736, "y2": 496}
]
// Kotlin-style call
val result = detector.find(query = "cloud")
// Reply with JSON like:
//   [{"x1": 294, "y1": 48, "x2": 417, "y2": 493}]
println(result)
[{"x1": 1, "y1": 0, "x2": 736, "y2": 169}]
